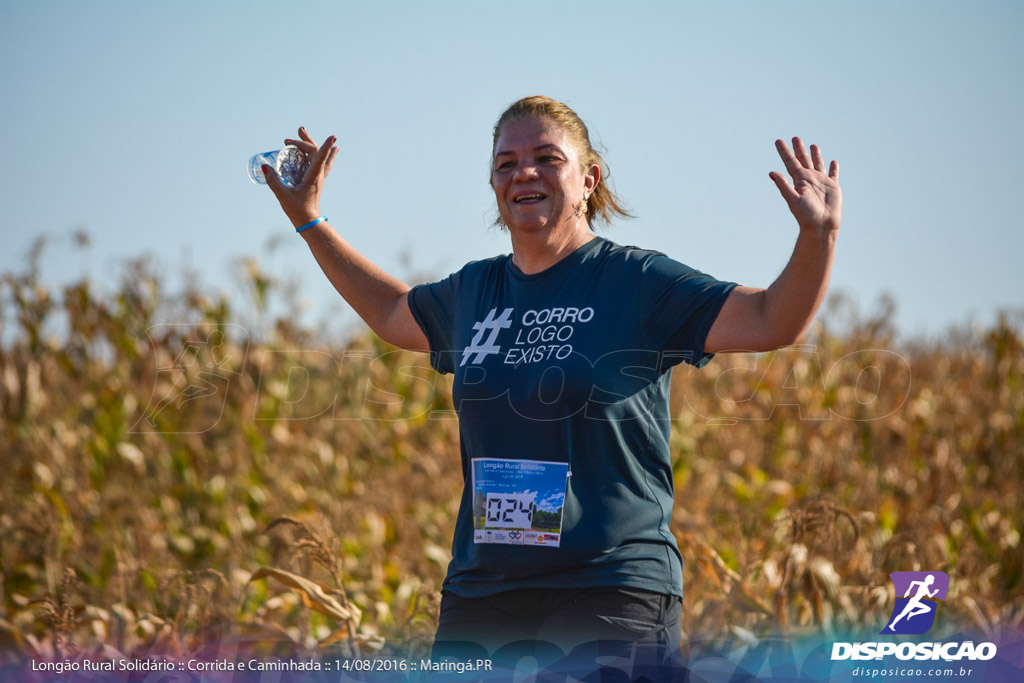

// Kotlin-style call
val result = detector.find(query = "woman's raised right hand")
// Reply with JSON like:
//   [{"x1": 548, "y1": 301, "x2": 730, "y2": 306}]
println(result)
[{"x1": 263, "y1": 127, "x2": 339, "y2": 228}]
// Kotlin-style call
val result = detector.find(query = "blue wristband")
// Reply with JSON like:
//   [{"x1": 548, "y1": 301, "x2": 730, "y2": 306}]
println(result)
[{"x1": 296, "y1": 216, "x2": 327, "y2": 233}]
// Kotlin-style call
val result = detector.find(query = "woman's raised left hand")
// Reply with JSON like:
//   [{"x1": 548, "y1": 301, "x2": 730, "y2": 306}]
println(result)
[
  {"x1": 769, "y1": 137, "x2": 842, "y2": 234},
  {"x1": 264, "y1": 127, "x2": 339, "y2": 228}
]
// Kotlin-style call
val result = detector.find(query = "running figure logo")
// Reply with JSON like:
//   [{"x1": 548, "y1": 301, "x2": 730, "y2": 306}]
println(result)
[
  {"x1": 882, "y1": 571, "x2": 949, "y2": 635},
  {"x1": 460, "y1": 308, "x2": 514, "y2": 366}
]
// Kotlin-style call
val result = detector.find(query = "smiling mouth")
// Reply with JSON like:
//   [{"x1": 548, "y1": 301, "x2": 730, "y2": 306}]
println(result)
[{"x1": 513, "y1": 193, "x2": 547, "y2": 204}]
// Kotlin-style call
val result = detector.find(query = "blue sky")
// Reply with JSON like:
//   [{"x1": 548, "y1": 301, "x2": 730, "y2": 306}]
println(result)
[{"x1": 2, "y1": 1, "x2": 1022, "y2": 341}]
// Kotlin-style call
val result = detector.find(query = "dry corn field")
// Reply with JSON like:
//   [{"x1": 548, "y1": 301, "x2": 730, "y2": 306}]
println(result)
[{"x1": 1, "y1": 248, "x2": 1022, "y2": 665}]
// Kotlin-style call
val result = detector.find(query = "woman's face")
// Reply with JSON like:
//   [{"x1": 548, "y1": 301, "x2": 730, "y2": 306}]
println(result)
[{"x1": 491, "y1": 116, "x2": 598, "y2": 236}]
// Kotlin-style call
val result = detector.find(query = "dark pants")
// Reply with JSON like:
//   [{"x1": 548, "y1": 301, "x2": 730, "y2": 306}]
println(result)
[{"x1": 432, "y1": 586, "x2": 682, "y2": 669}]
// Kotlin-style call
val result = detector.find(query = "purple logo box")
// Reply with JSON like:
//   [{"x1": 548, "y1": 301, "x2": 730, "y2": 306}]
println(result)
[{"x1": 889, "y1": 571, "x2": 949, "y2": 601}]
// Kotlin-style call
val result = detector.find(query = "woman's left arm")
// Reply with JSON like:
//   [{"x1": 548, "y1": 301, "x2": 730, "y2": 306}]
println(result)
[{"x1": 704, "y1": 137, "x2": 842, "y2": 354}]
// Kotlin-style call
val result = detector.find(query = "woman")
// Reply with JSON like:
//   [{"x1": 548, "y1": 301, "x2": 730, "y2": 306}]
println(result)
[{"x1": 262, "y1": 96, "x2": 842, "y2": 660}]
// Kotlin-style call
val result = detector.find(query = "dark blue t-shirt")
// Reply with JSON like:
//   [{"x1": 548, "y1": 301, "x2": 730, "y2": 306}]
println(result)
[{"x1": 407, "y1": 236, "x2": 737, "y2": 598}]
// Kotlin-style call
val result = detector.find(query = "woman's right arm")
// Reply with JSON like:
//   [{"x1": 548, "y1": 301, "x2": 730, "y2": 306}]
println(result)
[{"x1": 263, "y1": 128, "x2": 428, "y2": 352}]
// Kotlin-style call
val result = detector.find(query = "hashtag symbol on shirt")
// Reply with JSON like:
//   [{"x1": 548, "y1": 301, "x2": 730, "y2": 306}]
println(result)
[{"x1": 460, "y1": 308, "x2": 514, "y2": 366}]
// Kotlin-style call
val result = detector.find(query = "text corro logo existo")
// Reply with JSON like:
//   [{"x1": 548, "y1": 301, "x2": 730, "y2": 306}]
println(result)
[{"x1": 831, "y1": 571, "x2": 997, "y2": 663}]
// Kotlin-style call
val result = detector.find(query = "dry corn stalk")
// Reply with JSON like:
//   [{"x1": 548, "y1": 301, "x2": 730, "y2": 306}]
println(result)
[{"x1": 248, "y1": 567, "x2": 364, "y2": 655}]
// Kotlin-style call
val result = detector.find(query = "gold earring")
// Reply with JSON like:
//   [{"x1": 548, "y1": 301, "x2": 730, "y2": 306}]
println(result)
[{"x1": 574, "y1": 194, "x2": 589, "y2": 219}]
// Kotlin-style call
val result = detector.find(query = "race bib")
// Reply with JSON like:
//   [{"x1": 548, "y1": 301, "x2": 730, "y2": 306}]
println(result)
[{"x1": 471, "y1": 458, "x2": 569, "y2": 547}]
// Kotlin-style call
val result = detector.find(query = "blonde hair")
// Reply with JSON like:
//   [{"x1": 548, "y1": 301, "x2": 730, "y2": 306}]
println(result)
[{"x1": 491, "y1": 95, "x2": 631, "y2": 227}]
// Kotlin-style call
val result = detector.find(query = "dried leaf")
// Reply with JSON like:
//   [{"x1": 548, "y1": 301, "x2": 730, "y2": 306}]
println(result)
[
  {"x1": 316, "y1": 625, "x2": 352, "y2": 650},
  {"x1": 248, "y1": 568, "x2": 361, "y2": 623}
]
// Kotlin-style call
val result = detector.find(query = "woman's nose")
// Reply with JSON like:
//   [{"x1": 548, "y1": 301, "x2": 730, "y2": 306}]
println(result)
[{"x1": 512, "y1": 163, "x2": 539, "y2": 181}]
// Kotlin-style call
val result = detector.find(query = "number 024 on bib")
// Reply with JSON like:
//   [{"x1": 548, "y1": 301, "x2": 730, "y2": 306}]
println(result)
[{"x1": 470, "y1": 458, "x2": 569, "y2": 548}]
